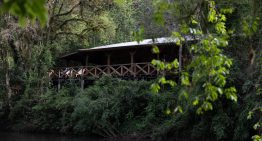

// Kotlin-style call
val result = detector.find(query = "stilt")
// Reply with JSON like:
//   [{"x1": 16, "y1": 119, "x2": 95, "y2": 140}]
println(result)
[
  {"x1": 81, "y1": 79, "x2": 84, "y2": 90},
  {"x1": 58, "y1": 79, "x2": 61, "y2": 91}
]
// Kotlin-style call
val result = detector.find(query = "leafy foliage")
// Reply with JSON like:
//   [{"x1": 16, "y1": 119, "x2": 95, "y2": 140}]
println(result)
[
  {"x1": 0, "y1": 0, "x2": 47, "y2": 26},
  {"x1": 3, "y1": 77, "x2": 174, "y2": 138},
  {"x1": 151, "y1": 0, "x2": 237, "y2": 115}
]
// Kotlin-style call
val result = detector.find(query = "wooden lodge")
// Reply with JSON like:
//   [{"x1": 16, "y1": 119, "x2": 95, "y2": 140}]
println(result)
[{"x1": 49, "y1": 37, "x2": 193, "y2": 89}]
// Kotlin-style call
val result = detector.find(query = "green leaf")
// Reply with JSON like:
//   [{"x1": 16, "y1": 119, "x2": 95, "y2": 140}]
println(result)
[
  {"x1": 172, "y1": 31, "x2": 181, "y2": 38},
  {"x1": 181, "y1": 72, "x2": 190, "y2": 86},
  {"x1": 1, "y1": 0, "x2": 48, "y2": 26},
  {"x1": 247, "y1": 111, "x2": 253, "y2": 120},
  {"x1": 191, "y1": 19, "x2": 198, "y2": 25},
  {"x1": 253, "y1": 122, "x2": 261, "y2": 130},
  {"x1": 174, "y1": 106, "x2": 183, "y2": 113},
  {"x1": 252, "y1": 135, "x2": 262, "y2": 141},
  {"x1": 225, "y1": 87, "x2": 237, "y2": 102},
  {"x1": 151, "y1": 83, "x2": 161, "y2": 93},
  {"x1": 193, "y1": 97, "x2": 199, "y2": 106},
  {"x1": 172, "y1": 59, "x2": 179, "y2": 68},
  {"x1": 152, "y1": 45, "x2": 160, "y2": 54},
  {"x1": 217, "y1": 88, "x2": 223, "y2": 95},
  {"x1": 159, "y1": 77, "x2": 167, "y2": 84},
  {"x1": 165, "y1": 108, "x2": 171, "y2": 115}
]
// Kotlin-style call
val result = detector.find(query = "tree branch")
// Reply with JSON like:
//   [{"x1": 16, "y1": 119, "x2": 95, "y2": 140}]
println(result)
[
  {"x1": 58, "y1": 0, "x2": 65, "y2": 15},
  {"x1": 53, "y1": 32, "x2": 83, "y2": 40},
  {"x1": 53, "y1": 2, "x2": 81, "y2": 17},
  {"x1": 57, "y1": 18, "x2": 88, "y2": 29}
]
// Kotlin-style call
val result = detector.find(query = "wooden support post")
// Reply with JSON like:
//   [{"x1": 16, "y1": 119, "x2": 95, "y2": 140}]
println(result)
[
  {"x1": 130, "y1": 52, "x2": 136, "y2": 77},
  {"x1": 81, "y1": 80, "x2": 84, "y2": 90},
  {"x1": 58, "y1": 70, "x2": 61, "y2": 91},
  {"x1": 85, "y1": 55, "x2": 89, "y2": 66},
  {"x1": 58, "y1": 79, "x2": 61, "y2": 91},
  {"x1": 107, "y1": 54, "x2": 111, "y2": 74},
  {"x1": 80, "y1": 66, "x2": 84, "y2": 90},
  {"x1": 121, "y1": 65, "x2": 123, "y2": 76},
  {"x1": 179, "y1": 44, "x2": 183, "y2": 73}
]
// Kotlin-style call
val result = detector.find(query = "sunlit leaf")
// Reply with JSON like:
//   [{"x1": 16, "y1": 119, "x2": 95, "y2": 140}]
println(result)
[{"x1": 152, "y1": 45, "x2": 160, "y2": 54}]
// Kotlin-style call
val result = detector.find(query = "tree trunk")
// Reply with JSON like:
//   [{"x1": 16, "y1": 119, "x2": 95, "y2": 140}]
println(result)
[
  {"x1": 2, "y1": 46, "x2": 12, "y2": 108},
  {"x1": 5, "y1": 69, "x2": 12, "y2": 108}
]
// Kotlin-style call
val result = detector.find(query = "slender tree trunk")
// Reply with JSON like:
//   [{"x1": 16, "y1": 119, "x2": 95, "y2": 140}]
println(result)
[
  {"x1": 5, "y1": 68, "x2": 12, "y2": 107},
  {"x1": 2, "y1": 47, "x2": 12, "y2": 108}
]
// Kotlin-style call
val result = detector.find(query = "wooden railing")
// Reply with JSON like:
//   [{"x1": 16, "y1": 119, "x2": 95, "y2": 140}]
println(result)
[{"x1": 48, "y1": 62, "x2": 161, "y2": 79}]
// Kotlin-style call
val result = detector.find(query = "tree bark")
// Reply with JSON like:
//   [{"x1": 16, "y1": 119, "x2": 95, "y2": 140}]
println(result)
[
  {"x1": 5, "y1": 68, "x2": 12, "y2": 107},
  {"x1": 2, "y1": 47, "x2": 12, "y2": 108}
]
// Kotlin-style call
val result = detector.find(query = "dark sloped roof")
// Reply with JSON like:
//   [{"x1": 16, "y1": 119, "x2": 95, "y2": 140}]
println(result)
[{"x1": 60, "y1": 37, "x2": 194, "y2": 59}]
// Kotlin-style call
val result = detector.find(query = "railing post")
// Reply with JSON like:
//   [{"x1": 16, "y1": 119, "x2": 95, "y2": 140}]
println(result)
[
  {"x1": 95, "y1": 67, "x2": 97, "y2": 78},
  {"x1": 147, "y1": 63, "x2": 150, "y2": 75},
  {"x1": 81, "y1": 79, "x2": 84, "y2": 90},
  {"x1": 87, "y1": 66, "x2": 90, "y2": 78},
  {"x1": 70, "y1": 68, "x2": 73, "y2": 78},
  {"x1": 85, "y1": 55, "x2": 89, "y2": 66},
  {"x1": 80, "y1": 66, "x2": 84, "y2": 90},
  {"x1": 58, "y1": 69, "x2": 61, "y2": 91},
  {"x1": 121, "y1": 65, "x2": 123, "y2": 76}
]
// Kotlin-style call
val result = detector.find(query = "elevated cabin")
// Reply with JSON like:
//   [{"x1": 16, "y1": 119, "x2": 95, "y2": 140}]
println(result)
[{"x1": 50, "y1": 37, "x2": 192, "y2": 89}]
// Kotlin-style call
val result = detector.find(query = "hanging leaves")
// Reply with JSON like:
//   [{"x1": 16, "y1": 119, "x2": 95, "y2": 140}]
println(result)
[
  {"x1": 151, "y1": 0, "x2": 237, "y2": 115},
  {"x1": 0, "y1": 0, "x2": 48, "y2": 26}
]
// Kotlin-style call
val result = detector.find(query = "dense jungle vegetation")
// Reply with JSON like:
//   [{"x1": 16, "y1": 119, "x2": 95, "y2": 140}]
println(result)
[{"x1": 0, "y1": 0, "x2": 261, "y2": 141}]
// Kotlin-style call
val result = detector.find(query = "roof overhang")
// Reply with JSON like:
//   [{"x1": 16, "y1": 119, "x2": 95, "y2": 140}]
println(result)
[{"x1": 59, "y1": 37, "x2": 195, "y2": 59}]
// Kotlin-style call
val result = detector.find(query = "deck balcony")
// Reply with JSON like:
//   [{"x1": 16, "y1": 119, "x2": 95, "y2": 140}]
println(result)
[{"x1": 49, "y1": 62, "x2": 164, "y2": 80}]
